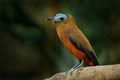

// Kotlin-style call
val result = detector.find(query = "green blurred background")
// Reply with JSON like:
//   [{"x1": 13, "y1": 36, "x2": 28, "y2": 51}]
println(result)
[{"x1": 0, "y1": 0, "x2": 120, "y2": 80}]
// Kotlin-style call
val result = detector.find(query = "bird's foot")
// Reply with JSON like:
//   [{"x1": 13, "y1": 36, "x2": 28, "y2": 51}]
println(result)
[{"x1": 66, "y1": 60, "x2": 84, "y2": 73}]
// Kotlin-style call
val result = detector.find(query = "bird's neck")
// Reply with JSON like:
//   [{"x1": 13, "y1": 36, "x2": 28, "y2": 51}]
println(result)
[
  {"x1": 56, "y1": 25, "x2": 69, "y2": 41},
  {"x1": 56, "y1": 22, "x2": 77, "y2": 42}
]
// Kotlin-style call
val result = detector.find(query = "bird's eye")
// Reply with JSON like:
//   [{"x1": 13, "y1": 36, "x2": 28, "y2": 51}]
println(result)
[
  {"x1": 60, "y1": 17, "x2": 64, "y2": 21},
  {"x1": 54, "y1": 13, "x2": 68, "y2": 23}
]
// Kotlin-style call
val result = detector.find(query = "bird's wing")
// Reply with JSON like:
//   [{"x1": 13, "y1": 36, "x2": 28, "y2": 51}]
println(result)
[{"x1": 68, "y1": 35, "x2": 99, "y2": 65}]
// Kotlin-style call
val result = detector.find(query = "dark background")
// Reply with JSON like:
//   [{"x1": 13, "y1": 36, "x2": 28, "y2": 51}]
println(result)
[{"x1": 0, "y1": 0, "x2": 120, "y2": 80}]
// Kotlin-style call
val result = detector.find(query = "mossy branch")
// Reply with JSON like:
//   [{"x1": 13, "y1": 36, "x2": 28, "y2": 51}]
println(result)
[{"x1": 44, "y1": 64, "x2": 120, "y2": 80}]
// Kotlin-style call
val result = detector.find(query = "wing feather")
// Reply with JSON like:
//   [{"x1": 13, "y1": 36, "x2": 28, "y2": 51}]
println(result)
[{"x1": 68, "y1": 35, "x2": 99, "y2": 65}]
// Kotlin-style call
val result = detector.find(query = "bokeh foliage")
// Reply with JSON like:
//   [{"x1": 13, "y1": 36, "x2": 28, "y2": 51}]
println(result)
[{"x1": 0, "y1": 0, "x2": 120, "y2": 79}]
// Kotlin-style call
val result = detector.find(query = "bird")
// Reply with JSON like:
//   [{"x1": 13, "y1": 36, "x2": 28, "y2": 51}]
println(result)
[{"x1": 47, "y1": 13, "x2": 99, "y2": 71}]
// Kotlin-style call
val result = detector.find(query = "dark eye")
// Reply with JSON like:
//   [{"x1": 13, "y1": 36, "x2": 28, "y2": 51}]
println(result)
[{"x1": 60, "y1": 17, "x2": 64, "y2": 21}]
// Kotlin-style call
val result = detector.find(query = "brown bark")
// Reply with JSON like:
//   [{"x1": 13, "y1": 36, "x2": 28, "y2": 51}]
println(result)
[{"x1": 44, "y1": 64, "x2": 120, "y2": 80}]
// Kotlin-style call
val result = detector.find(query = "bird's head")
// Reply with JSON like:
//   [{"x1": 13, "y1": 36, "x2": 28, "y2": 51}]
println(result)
[
  {"x1": 47, "y1": 13, "x2": 76, "y2": 29},
  {"x1": 47, "y1": 13, "x2": 69, "y2": 24}
]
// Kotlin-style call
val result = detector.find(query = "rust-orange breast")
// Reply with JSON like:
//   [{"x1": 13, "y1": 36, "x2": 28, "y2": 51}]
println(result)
[{"x1": 64, "y1": 38, "x2": 90, "y2": 62}]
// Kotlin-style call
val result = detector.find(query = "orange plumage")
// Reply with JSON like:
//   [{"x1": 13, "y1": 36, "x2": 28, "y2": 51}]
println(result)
[{"x1": 47, "y1": 13, "x2": 99, "y2": 70}]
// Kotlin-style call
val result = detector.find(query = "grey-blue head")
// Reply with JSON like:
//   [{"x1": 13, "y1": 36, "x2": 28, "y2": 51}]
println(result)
[{"x1": 47, "y1": 13, "x2": 68, "y2": 23}]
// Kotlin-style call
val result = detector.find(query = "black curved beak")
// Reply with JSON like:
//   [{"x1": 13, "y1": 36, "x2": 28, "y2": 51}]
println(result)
[{"x1": 46, "y1": 17, "x2": 54, "y2": 21}]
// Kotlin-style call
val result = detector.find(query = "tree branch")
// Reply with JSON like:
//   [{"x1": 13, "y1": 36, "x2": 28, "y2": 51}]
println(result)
[{"x1": 44, "y1": 64, "x2": 120, "y2": 80}]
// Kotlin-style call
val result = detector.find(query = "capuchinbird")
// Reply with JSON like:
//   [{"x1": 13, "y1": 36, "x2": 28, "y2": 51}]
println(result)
[{"x1": 47, "y1": 13, "x2": 99, "y2": 71}]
